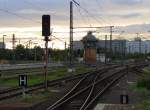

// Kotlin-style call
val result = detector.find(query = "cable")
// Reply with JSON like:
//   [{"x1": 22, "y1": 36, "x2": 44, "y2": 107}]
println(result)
[
  {"x1": 74, "y1": 3, "x2": 91, "y2": 27},
  {"x1": 95, "y1": 0, "x2": 104, "y2": 11},
  {"x1": 22, "y1": 0, "x2": 45, "y2": 11},
  {"x1": 22, "y1": 0, "x2": 55, "y2": 15},
  {"x1": 78, "y1": 6, "x2": 104, "y2": 25},
  {"x1": 52, "y1": 35, "x2": 69, "y2": 46},
  {"x1": 94, "y1": 0, "x2": 113, "y2": 25},
  {"x1": 73, "y1": 0, "x2": 105, "y2": 26},
  {"x1": 0, "y1": 8, "x2": 41, "y2": 24}
]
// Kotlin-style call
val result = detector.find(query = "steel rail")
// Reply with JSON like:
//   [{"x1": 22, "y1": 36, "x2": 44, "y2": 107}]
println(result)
[
  {"x1": 47, "y1": 67, "x2": 125, "y2": 110},
  {"x1": 46, "y1": 65, "x2": 120, "y2": 110},
  {"x1": 0, "y1": 70, "x2": 97, "y2": 101},
  {"x1": 46, "y1": 69, "x2": 107, "y2": 110},
  {"x1": 83, "y1": 71, "x2": 127, "y2": 110}
]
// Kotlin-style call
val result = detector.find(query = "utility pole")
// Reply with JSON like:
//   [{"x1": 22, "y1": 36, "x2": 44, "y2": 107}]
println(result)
[
  {"x1": 70, "y1": 1, "x2": 73, "y2": 68},
  {"x1": 12, "y1": 34, "x2": 16, "y2": 50},
  {"x1": 12, "y1": 34, "x2": 16, "y2": 63},
  {"x1": 139, "y1": 39, "x2": 142, "y2": 54},
  {"x1": 145, "y1": 44, "x2": 147, "y2": 54},
  {"x1": 2, "y1": 35, "x2": 6, "y2": 49},
  {"x1": 28, "y1": 40, "x2": 32, "y2": 49},
  {"x1": 129, "y1": 45, "x2": 131, "y2": 54},
  {"x1": 109, "y1": 26, "x2": 114, "y2": 62},
  {"x1": 136, "y1": 33, "x2": 142, "y2": 54},
  {"x1": 19, "y1": 38, "x2": 21, "y2": 44},
  {"x1": 65, "y1": 41, "x2": 67, "y2": 50},
  {"x1": 121, "y1": 40, "x2": 124, "y2": 65},
  {"x1": 65, "y1": 41, "x2": 67, "y2": 64},
  {"x1": 105, "y1": 35, "x2": 107, "y2": 64},
  {"x1": 3, "y1": 35, "x2": 4, "y2": 48},
  {"x1": 34, "y1": 43, "x2": 38, "y2": 62},
  {"x1": 145, "y1": 44, "x2": 147, "y2": 60}
]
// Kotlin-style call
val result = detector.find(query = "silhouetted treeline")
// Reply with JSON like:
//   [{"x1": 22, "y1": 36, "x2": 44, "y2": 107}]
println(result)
[
  {"x1": 0, "y1": 44, "x2": 44, "y2": 61},
  {"x1": 0, "y1": 44, "x2": 84, "y2": 62}
]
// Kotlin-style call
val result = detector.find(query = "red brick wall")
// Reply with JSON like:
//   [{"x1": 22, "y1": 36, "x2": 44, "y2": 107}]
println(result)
[{"x1": 84, "y1": 48, "x2": 96, "y2": 64}]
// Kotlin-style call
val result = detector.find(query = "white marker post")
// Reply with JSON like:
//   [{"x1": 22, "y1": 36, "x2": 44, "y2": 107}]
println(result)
[{"x1": 19, "y1": 75, "x2": 27, "y2": 96}]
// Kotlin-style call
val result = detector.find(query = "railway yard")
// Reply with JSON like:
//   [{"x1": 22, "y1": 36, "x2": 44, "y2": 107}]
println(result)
[
  {"x1": 0, "y1": 63, "x2": 149, "y2": 110},
  {"x1": 1, "y1": 0, "x2": 150, "y2": 109}
]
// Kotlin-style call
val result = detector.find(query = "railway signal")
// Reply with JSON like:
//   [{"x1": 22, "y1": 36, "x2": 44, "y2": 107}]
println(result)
[
  {"x1": 42, "y1": 15, "x2": 51, "y2": 89},
  {"x1": 42, "y1": 15, "x2": 50, "y2": 36}
]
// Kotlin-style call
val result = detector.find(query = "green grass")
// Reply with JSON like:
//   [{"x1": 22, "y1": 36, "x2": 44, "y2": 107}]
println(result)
[
  {"x1": 0, "y1": 64, "x2": 94, "y2": 87},
  {"x1": 129, "y1": 66, "x2": 150, "y2": 110},
  {"x1": 130, "y1": 100, "x2": 150, "y2": 110},
  {"x1": 143, "y1": 66, "x2": 150, "y2": 74},
  {"x1": 19, "y1": 89, "x2": 54, "y2": 103},
  {"x1": 1, "y1": 67, "x2": 55, "y2": 77},
  {"x1": 10, "y1": 60, "x2": 41, "y2": 64}
]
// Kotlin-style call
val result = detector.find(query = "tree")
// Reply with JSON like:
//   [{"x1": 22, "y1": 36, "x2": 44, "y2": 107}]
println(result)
[
  {"x1": 15, "y1": 44, "x2": 26, "y2": 60},
  {"x1": 33, "y1": 46, "x2": 44, "y2": 61}
]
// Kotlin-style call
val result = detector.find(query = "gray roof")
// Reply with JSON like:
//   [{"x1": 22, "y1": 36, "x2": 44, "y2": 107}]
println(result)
[{"x1": 82, "y1": 32, "x2": 98, "y2": 42}]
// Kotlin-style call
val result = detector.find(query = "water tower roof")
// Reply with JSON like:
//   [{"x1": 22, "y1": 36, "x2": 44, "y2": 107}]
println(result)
[{"x1": 82, "y1": 31, "x2": 98, "y2": 42}]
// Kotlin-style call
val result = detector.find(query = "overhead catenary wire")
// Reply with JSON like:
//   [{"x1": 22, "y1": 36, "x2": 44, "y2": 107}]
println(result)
[
  {"x1": 74, "y1": 3, "x2": 92, "y2": 27},
  {"x1": 94, "y1": 0, "x2": 113, "y2": 25},
  {"x1": 21, "y1": 0, "x2": 56, "y2": 16},
  {"x1": 22, "y1": 0, "x2": 45, "y2": 11},
  {"x1": 52, "y1": 35, "x2": 69, "y2": 46},
  {"x1": 0, "y1": 8, "x2": 41, "y2": 24},
  {"x1": 73, "y1": 0, "x2": 105, "y2": 26},
  {"x1": 78, "y1": 6, "x2": 104, "y2": 26},
  {"x1": 21, "y1": 0, "x2": 68, "y2": 28}
]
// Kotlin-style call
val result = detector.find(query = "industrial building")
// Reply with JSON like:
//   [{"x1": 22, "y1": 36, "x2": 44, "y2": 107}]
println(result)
[
  {"x1": 73, "y1": 40, "x2": 126, "y2": 54},
  {"x1": 73, "y1": 38, "x2": 150, "y2": 54},
  {"x1": 126, "y1": 40, "x2": 150, "y2": 54}
]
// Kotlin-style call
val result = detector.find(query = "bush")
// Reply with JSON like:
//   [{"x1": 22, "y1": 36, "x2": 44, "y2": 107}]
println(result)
[{"x1": 137, "y1": 77, "x2": 150, "y2": 90}]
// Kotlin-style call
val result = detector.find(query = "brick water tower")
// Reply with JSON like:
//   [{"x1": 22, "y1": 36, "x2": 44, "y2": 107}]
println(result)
[{"x1": 82, "y1": 31, "x2": 98, "y2": 64}]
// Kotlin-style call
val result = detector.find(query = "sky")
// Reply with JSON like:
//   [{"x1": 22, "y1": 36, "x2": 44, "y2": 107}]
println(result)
[{"x1": 0, "y1": 0, "x2": 150, "y2": 49}]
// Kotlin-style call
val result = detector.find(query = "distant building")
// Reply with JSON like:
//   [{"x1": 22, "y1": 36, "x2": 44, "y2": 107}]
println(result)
[
  {"x1": 126, "y1": 40, "x2": 150, "y2": 54},
  {"x1": 73, "y1": 38, "x2": 150, "y2": 54},
  {"x1": 73, "y1": 39, "x2": 126, "y2": 53},
  {"x1": 73, "y1": 41, "x2": 84, "y2": 50},
  {"x1": 82, "y1": 31, "x2": 98, "y2": 64},
  {"x1": 97, "y1": 40, "x2": 126, "y2": 53},
  {"x1": 0, "y1": 42, "x2": 5, "y2": 49}
]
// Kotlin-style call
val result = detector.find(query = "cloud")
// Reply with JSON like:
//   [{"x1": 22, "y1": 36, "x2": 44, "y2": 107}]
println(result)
[
  {"x1": 116, "y1": 23, "x2": 150, "y2": 33},
  {"x1": 111, "y1": 0, "x2": 142, "y2": 5},
  {"x1": 0, "y1": 0, "x2": 149, "y2": 27},
  {"x1": 17, "y1": 9, "x2": 55, "y2": 15},
  {"x1": 121, "y1": 13, "x2": 141, "y2": 18}
]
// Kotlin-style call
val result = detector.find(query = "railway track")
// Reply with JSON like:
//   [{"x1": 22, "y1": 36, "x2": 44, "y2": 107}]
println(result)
[
  {"x1": 0, "y1": 63, "x2": 147, "y2": 110},
  {"x1": 46, "y1": 66, "x2": 127, "y2": 110},
  {"x1": 0, "y1": 71, "x2": 91, "y2": 101},
  {"x1": 47, "y1": 65, "x2": 125, "y2": 110},
  {"x1": 0, "y1": 65, "x2": 118, "y2": 101}
]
